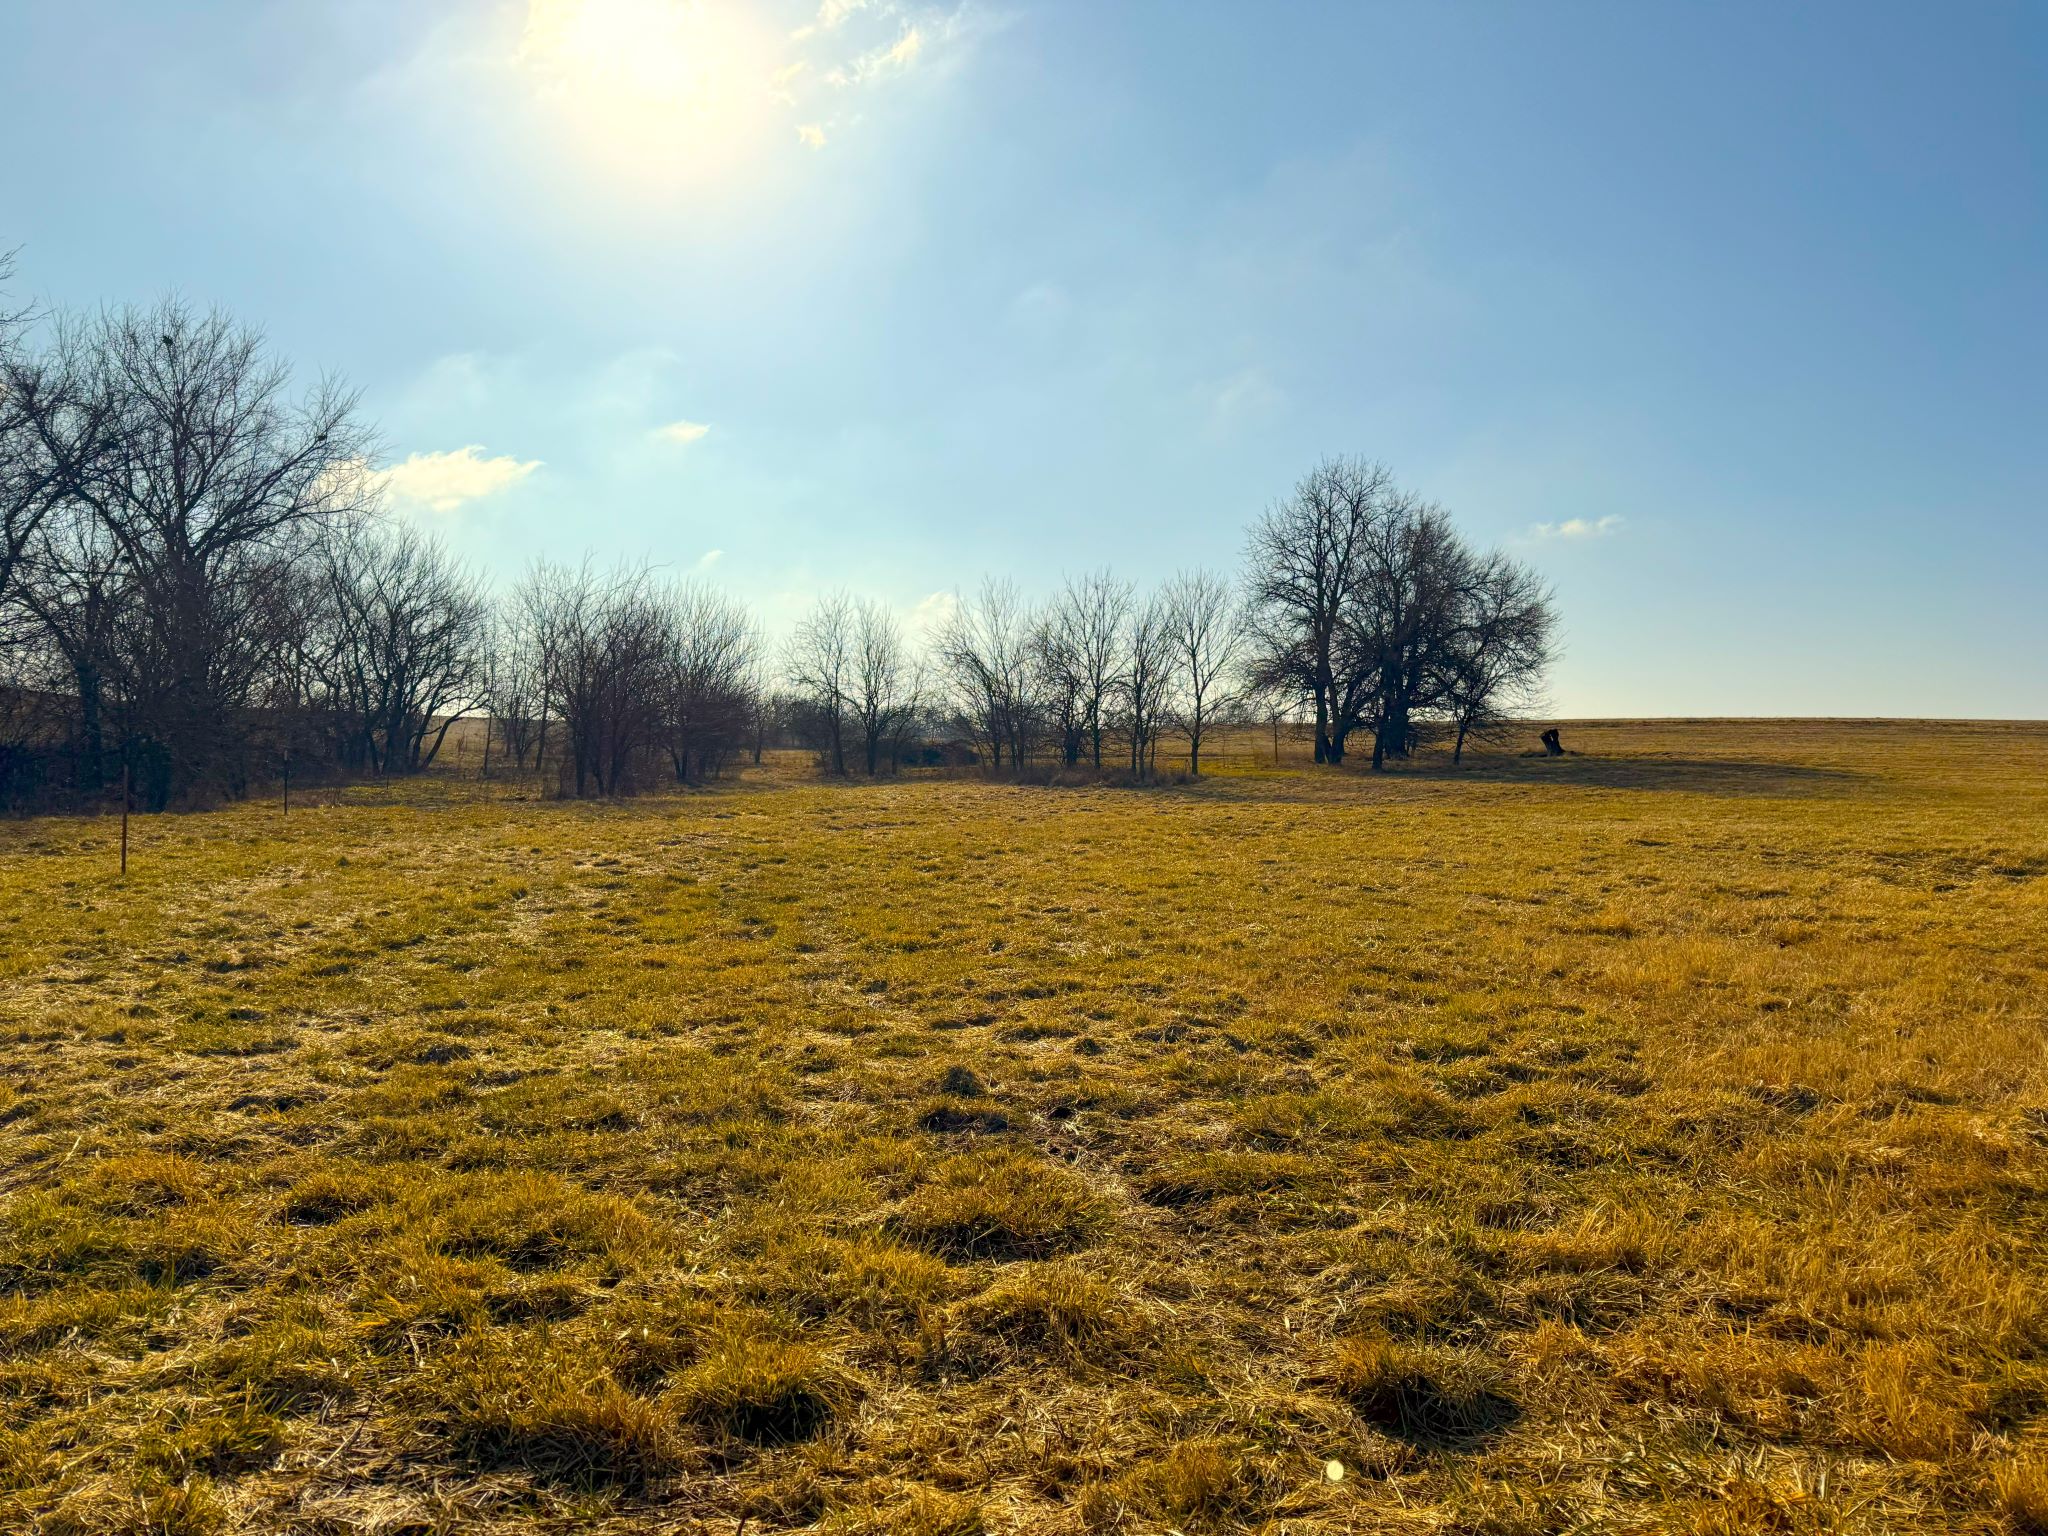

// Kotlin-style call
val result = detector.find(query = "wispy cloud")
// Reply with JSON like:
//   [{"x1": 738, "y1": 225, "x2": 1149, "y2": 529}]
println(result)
[
  {"x1": 654, "y1": 418, "x2": 711, "y2": 445},
  {"x1": 376, "y1": 445, "x2": 541, "y2": 514},
  {"x1": 910, "y1": 589, "x2": 960, "y2": 636},
  {"x1": 772, "y1": 60, "x2": 808, "y2": 103},
  {"x1": 1209, "y1": 366, "x2": 1285, "y2": 429},
  {"x1": 827, "y1": 25, "x2": 922, "y2": 84},
  {"x1": 695, "y1": 548, "x2": 725, "y2": 571},
  {"x1": 792, "y1": 0, "x2": 872, "y2": 41},
  {"x1": 1531, "y1": 514, "x2": 1624, "y2": 540},
  {"x1": 779, "y1": 3, "x2": 989, "y2": 148}
]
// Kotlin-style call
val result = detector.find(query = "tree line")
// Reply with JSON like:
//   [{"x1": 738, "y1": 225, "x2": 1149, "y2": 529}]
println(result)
[{"x1": 0, "y1": 285, "x2": 1555, "y2": 809}]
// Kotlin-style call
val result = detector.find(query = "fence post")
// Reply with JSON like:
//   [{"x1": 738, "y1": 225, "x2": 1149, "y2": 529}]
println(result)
[{"x1": 119, "y1": 760, "x2": 130, "y2": 878}]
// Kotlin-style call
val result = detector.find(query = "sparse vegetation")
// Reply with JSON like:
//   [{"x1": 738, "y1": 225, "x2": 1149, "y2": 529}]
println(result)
[{"x1": 0, "y1": 719, "x2": 2044, "y2": 1532}]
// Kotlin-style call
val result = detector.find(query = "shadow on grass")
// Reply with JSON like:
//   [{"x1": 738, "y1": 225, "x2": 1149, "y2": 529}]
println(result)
[
  {"x1": 1415, "y1": 754, "x2": 1865, "y2": 796},
  {"x1": 1168, "y1": 754, "x2": 1866, "y2": 803}
]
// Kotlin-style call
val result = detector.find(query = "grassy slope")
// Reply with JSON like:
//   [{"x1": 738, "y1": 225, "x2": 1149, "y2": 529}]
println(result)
[{"x1": 1, "y1": 721, "x2": 2045, "y2": 1534}]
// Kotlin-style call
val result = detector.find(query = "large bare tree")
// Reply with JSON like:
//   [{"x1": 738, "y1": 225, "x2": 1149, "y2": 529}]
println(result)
[
  {"x1": 1354, "y1": 492, "x2": 1465, "y2": 770},
  {"x1": 12, "y1": 300, "x2": 374, "y2": 801},
  {"x1": 1243, "y1": 457, "x2": 1391, "y2": 764}
]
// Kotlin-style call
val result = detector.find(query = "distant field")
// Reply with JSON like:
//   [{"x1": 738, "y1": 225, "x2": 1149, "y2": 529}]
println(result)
[{"x1": 2, "y1": 721, "x2": 2045, "y2": 1534}]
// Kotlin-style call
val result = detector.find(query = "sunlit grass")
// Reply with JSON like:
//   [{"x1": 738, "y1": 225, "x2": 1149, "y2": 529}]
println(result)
[{"x1": 0, "y1": 720, "x2": 2043, "y2": 1532}]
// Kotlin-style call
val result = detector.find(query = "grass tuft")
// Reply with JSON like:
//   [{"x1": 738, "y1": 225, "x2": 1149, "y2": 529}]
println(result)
[
  {"x1": 1996, "y1": 1450, "x2": 2048, "y2": 1535},
  {"x1": 946, "y1": 1261, "x2": 1133, "y2": 1368},
  {"x1": 426, "y1": 1334, "x2": 686, "y2": 1489},
  {"x1": 889, "y1": 1149, "x2": 1110, "y2": 1260},
  {"x1": 1322, "y1": 1336, "x2": 1520, "y2": 1444},
  {"x1": 673, "y1": 1327, "x2": 848, "y2": 1444}
]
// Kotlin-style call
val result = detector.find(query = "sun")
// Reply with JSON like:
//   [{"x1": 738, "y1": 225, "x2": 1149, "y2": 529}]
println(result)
[{"x1": 519, "y1": 0, "x2": 781, "y2": 186}]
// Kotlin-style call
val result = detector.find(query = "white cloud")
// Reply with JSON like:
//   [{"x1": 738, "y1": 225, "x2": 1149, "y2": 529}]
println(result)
[
  {"x1": 773, "y1": 60, "x2": 808, "y2": 103},
  {"x1": 376, "y1": 445, "x2": 541, "y2": 514},
  {"x1": 796, "y1": 122, "x2": 827, "y2": 148},
  {"x1": 695, "y1": 548, "x2": 725, "y2": 571},
  {"x1": 881, "y1": 26, "x2": 923, "y2": 68},
  {"x1": 654, "y1": 418, "x2": 711, "y2": 444},
  {"x1": 828, "y1": 25, "x2": 923, "y2": 84},
  {"x1": 793, "y1": 0, "x2": 871, "y2": 39},
  {"x1": 1531, "y1": 514, "x2": 1624, "y2": 540},
  {"x1": 910, "y1": 590, "x2": 960, "y2": 637}
]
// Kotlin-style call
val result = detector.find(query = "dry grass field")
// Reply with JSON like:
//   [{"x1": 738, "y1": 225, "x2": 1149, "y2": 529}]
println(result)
[{"x1": 2, "y1": 720, "x2": 2046, "y2": 1535}]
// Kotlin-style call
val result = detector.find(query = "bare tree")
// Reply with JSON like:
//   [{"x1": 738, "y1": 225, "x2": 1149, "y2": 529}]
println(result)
[
  {"x1": 0, "y1": 251, "x2": 39, "y2": 630},
  {"x1": 850, "y1": 598, "x2": 920, "y2": 775},
  {"x1": 503, "y1": 560, "x2": 566, "y2": 774},
  {"x1": 10, "y1": 504, "x2": 129, "y2": 795},
  {"x1": 1243, "y1": 457, "x2": 1392, "y2": 765},
  {"x1": 1354, "y1": 492, "x2": 1466, "y2": 770},
  {"x1": 1030, "y1": 606, "x2": 1087, "y2": 767},
  {"x1": 1118, "y1": 588, "x2": 1176, "y2": 776},
  {"x1": 933, "y1": 578, "x2": 1038, "y2": 769},
  {"x1": 1442, "y1": 551, "x2": 1555, "y2": 764},
  {"x1": 522, "y1": 558, "x2": 668, "y2": 796},
  {"x1": 11, "y1": 300, "x2": 374, "y2": 802},
  {"x1": 1041, "y1": 570, "x2": 1129, "y2": 768},
  {"x1": 0, "y1": 326, "x2": 69, "y2": 641},
  {"x1": 309, "y1": 521, "x2": 490, "y2": 774},
  {"x1": 658, "y1": 581, "x2": 758, "y2": 783},
  {"x1": 1162, "y1": 569, "x2": 1245, "y2": 775},
  {"x1": 787, "y1": 591, "x2": 855, "y2": 774}
]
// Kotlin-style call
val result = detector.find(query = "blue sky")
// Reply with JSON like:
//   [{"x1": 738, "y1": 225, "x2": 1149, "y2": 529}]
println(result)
[{"x1": 4, "y1": 0, "x2": 2043, "y2": 716}]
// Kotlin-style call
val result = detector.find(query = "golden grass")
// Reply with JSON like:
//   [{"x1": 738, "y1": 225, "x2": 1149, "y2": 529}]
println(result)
[{"x1": 0, "y1": 719, "x2": 2044, "y2": 1532}]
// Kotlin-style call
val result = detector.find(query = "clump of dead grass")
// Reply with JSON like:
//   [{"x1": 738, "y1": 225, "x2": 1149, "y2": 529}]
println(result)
[
  {"x1": 943, "y1": 1260, "x2": 1135, "y2": 1370},
  {"x1": 671, "y1": 1325, "x2": 850, "y2": 1444},
  {"x1": 1319, "y1": 1335, "x2": 1520, "y2": 1445},
  {"x1": 889, "y1": 1149, "x2": 1111, "y2": 1260},
  {"x1": 420, "y1": 1332, "x2": 688, "y2": 1489}
]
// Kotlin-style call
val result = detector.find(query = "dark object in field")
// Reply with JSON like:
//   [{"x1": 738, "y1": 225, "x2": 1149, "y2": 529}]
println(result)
[{"x1": 1541, "y1": 729, "x2": 1565, "y2": 757}]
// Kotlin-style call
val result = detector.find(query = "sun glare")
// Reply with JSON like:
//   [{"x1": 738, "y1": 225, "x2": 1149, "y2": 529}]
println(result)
[{"x1": 520, "y1": 0, "x2": 779, "y2": 186}]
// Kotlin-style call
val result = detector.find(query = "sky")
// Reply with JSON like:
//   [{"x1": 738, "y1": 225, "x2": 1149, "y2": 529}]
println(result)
[{"x1": 3, "y1": 0, "x2": 2043, "y2": 717}]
